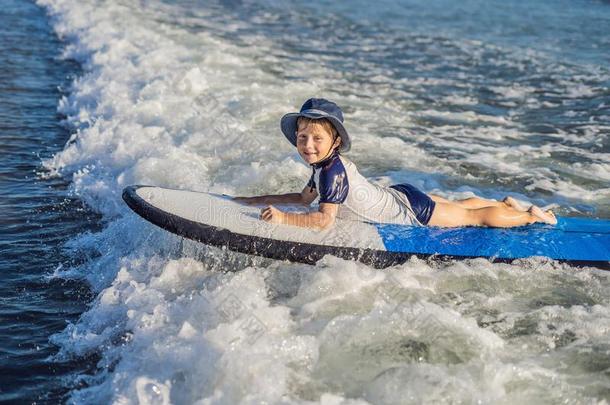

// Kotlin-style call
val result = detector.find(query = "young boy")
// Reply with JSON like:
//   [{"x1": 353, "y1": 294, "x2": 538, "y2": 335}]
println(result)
[{"x1": 233, "y1": 98, "x2": 557, "y2": 230}]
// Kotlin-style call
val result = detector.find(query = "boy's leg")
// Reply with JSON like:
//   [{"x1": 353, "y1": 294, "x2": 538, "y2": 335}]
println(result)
[
  {"x1": 429, "y1": 195, "x2": 504, "y2": 209},
  {"x1": 427, "y1": 202, "x2": 552, "y2": 228},
  {"x1": 428, "y1": 195, "x2": 450, "y2": 204},
  {"x1": 454, "y1": 197, "x2": 502, "y2": 209},
  {"x1": 502, "y1": 196, "x2": 527, "y2": 212},
  {"x1": 429, "y1": 195, "x2": 527, "y2": 211},
  {"x1": 429, "y1": 195, "x2": 491, "y2": 207}
]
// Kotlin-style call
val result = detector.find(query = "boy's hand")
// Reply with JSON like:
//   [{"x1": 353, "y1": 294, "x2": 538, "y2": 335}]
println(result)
[{"x1": 260, "y1": 205, "x2": 284, "y2": 224}]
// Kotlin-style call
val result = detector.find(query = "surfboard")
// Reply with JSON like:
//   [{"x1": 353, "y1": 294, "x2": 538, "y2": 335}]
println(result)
[{"x1": 122, "y1": 185, "x2": 610, "y2": 270}]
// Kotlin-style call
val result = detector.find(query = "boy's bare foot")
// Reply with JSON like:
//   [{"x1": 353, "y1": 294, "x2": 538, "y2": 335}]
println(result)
[
  {"x1": 503, "y1": 196, "x2": 527, "y2": 212},
  {"x1": 529, "y1": 205, "x2": 557, "y2": 225}
]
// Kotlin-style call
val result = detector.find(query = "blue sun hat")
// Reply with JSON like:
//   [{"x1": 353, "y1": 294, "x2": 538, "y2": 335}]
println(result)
[{"x1": 280, "y1": 98, "x2": 351, "y2": 153}]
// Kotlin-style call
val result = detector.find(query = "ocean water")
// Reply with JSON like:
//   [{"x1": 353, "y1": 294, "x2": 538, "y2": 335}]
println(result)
[
  {"x1": 6, "y1": 0, "x2": 610, "y2": 402},
  {"x1": 0, "y1": 0, "x2": 98, "y2": 402}
]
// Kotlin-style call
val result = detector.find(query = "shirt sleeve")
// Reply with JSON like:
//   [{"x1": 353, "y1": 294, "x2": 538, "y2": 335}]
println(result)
[{"x1": 318, "y1": 158, "x2": 349, "y2": 204}]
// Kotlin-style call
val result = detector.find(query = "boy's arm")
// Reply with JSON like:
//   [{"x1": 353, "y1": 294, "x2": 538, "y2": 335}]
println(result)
[
  {"x1": 234, "y1": 186, "x2": 318, "y2": 206},
  {"x1": 260, "y1": 203, "x2": 338, "y2": 230}
]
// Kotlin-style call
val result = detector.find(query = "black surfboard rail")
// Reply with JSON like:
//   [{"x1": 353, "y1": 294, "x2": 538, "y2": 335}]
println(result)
[{"x1": 122, "y1": 185, "x2": 610, "y2": 271}]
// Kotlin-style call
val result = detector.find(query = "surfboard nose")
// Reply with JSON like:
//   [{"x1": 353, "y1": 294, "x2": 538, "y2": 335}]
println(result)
[{"x1": 122, "y1": 185, "x2": 149, "y2": 214}]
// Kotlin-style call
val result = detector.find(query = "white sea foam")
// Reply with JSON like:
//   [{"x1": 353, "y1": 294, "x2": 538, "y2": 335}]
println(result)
[
  {"x1": 489, "y1": 84, "x2": 537, "y2": 100},
  {"x1": 415, "y1": 110, "x2": 511, "y2": 126},
  {"x1": 38, "y1": 0, "x2": 610, "y2": 402},
  {"x1": 441, "y1": 94, "x2": 478, "y2": 106}
]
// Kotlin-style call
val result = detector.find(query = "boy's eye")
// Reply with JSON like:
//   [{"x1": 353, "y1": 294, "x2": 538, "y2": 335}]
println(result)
[{"x1": 296, "y1": 133, "x2": 327, "y2": 143}]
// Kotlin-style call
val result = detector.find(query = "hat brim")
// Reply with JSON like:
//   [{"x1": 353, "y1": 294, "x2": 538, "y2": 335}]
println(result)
[{"x1": 280, "y1": 111, "x2": 351, "y2": 153}]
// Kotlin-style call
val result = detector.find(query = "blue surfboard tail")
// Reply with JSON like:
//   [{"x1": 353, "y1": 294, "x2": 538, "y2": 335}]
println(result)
[{"x1": 376, "y1": 217, "x2": 610, "y2": 269}]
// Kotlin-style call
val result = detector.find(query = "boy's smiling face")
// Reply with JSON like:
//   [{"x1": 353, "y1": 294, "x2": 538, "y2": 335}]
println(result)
[{"x1": 296, "y1": 119, "x2": 341, "y2": 165}]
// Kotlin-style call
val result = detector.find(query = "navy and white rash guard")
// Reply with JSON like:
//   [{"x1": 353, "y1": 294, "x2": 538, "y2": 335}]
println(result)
[{"x1": 307, "y1": 151, "x2": 436, "y2": 226}]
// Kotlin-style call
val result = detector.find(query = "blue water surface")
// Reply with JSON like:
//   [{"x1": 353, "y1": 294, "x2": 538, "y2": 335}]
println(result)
[{"x1": 0, "y1": 0, "x2": 98, "y2": 402}]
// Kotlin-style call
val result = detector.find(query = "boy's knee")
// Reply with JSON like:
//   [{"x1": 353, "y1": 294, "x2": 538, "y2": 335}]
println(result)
[{"x1": 466, "y1": 208, "x2": 485, "y2": 226}]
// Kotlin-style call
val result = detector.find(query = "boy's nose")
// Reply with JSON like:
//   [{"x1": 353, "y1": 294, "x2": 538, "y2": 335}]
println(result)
[{"x1": 303, "y1": 136, "x2": 315, "y2": 149}]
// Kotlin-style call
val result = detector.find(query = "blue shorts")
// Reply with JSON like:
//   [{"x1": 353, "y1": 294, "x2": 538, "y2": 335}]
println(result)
[{"x1": 390, "y1": 183, "x2": 436, "y2": 225}]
